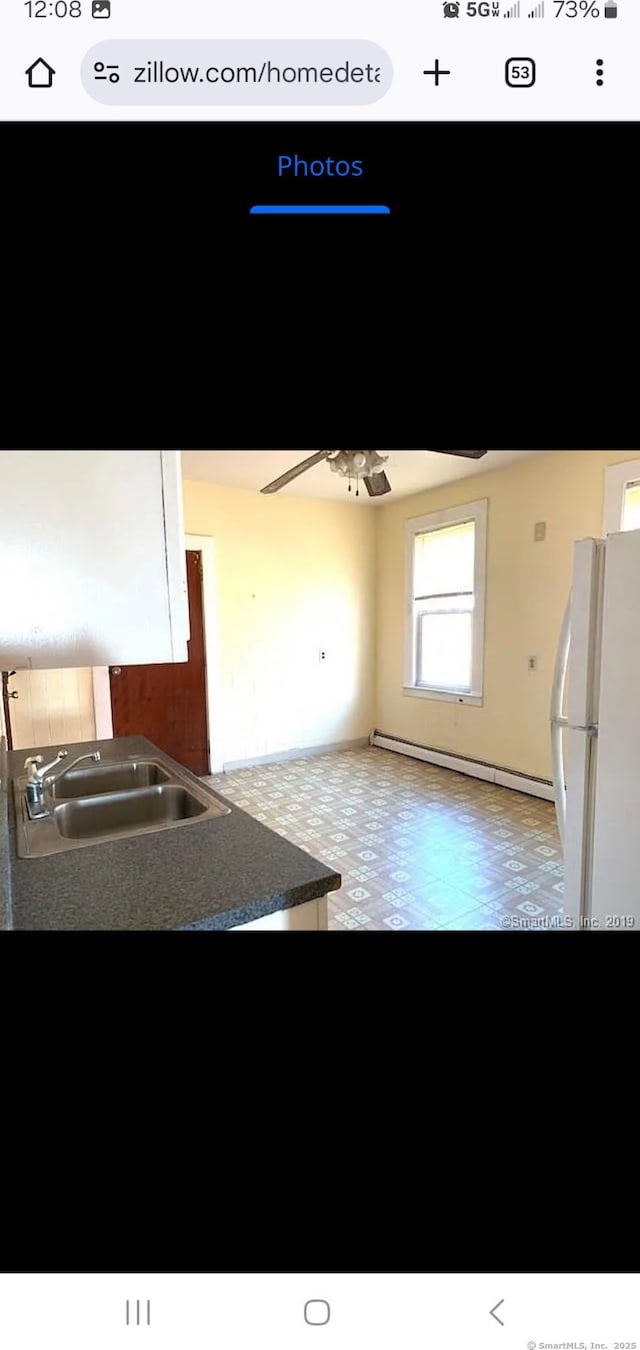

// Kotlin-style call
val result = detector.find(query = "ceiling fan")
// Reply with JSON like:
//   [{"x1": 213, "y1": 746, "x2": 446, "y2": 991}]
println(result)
[{"x1": 260, "y1": 449, "x2": 488, "y2": 498}]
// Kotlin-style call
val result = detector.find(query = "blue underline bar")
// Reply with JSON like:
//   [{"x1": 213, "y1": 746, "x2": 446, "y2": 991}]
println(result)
[{"x1": 249, "y1": 204, "x2": 391, "y2": 215}]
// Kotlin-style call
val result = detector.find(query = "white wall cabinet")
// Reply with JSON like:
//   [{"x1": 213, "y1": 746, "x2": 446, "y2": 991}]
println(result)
[{"x1": 0, "y1": 450, "x2": 189, "y2": 669}]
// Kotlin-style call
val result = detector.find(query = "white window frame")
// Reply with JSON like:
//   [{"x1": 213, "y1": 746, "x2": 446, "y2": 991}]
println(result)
[
  {"x1": 603, "y1": 458, "x2": 640, "y2": 535},
  {"x1": 404, "y1": 498, "x2": 488, "y2": 706}
]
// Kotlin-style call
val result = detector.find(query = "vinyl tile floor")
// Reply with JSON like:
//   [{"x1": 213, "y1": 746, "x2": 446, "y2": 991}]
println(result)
[{"x1": 205, "y1": 747, "x2": 565, "y2": 932}]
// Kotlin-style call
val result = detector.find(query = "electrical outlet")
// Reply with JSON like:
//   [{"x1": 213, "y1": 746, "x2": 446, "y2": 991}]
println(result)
[
  {"x1": 319, "y1": 650, "x2": 327, "y2": 662},
  {"x1": 528, "y1": 656, "x2": 538, "y2": 671}
]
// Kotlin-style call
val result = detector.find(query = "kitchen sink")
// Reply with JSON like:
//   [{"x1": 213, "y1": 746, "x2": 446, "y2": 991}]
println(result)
[
  {"x1": 13, "y1": 755, "x2": 231, "y2": 857},
  {"x1": 47, "y1": 759, "x2": 172, "y2": 800},
  {"x1": 54, "y1": 785, "x2": 208, "y2": 840}
]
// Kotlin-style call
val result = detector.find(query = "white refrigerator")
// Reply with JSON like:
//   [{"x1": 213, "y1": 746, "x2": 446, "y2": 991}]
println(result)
[{"x1": 551, "y1": 529, "x2": 640, "y2": 931}]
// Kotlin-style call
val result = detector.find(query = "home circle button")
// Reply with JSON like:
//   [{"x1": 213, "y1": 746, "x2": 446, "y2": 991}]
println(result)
[{"x1": 305, "y1": 1301, "x2": 331, "y2": 1326}]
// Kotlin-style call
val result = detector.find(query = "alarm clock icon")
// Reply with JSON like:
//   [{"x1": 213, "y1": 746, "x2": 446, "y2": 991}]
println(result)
[{"x1": 443, "y1": 1, "x2": 460, "y2": 14}]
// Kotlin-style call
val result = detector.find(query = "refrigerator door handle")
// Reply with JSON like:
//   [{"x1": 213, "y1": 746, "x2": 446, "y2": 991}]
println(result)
[{"x1": 550, "y1": 594, "x2": 572, "y2": 848}]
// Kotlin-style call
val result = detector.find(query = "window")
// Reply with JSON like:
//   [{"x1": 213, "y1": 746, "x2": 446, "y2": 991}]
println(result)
[
  {"x1": 622, "y1": 480, "x2": 640, "y2": 531},
  {"x1": 404, "y1": 499, "x2": 487, "y2": 705},
  {"x1": 603, "y1": 457, "x2": 640, "y2": 534}
]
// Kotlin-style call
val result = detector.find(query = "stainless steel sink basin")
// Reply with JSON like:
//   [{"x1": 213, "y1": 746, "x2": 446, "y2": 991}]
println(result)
[
  {"x1": 54, "y1": 785, "x2": 208, "y2": 840},
  {"x1": 48, "y1": 759, "x2": 172, "y2": 800},
  {"x1": 13, "y1": 754, "x2": 231, "y2": 857}
]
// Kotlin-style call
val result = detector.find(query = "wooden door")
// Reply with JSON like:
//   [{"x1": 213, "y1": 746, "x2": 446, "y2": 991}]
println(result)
[{"x1": 109, "y1": 551, "x2": 209, "y2": 775}]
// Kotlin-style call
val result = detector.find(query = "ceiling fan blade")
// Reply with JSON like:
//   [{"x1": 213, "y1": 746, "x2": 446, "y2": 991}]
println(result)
[
  {"x1": 376, "y1": 448, "x2": 489, "y2": 459},
  {"x1": 430, "y1": 449, "x2": 488, "y2": 459},
  {"x1": 261, "y1": 451, "x2": 330, "y2": 494},
  {"x1": 364, "y1": 472, "x2": 392, "y2": 497}
]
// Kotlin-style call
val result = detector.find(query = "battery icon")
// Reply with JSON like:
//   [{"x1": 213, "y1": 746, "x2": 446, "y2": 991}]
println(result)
[{"x1": 604, "y1": 0, "x2": 617, "y2": 15}]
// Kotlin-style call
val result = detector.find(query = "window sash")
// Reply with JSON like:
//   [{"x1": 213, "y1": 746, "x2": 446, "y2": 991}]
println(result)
[
  {"x1": 413, "y1": 525, "x2": 475, "y2": 691},
  {"x1": 623, "y1": 480, "x2": 640, "y2": 532},
  {"x1": 416, "y1": 610, "x2": 473, "y2": 692},
  {"x1": 404, "y1": 498, "x2": 487, "y2": 704},
  {"x1": 603, "y1": 460, "x2": 640, "y2": 535},
  {"x1": 413, "y1": 521, "x2": 476, "y2": 602},
  {"x1": 414, "y1": 593, "x2": 474, "y2": 614}
]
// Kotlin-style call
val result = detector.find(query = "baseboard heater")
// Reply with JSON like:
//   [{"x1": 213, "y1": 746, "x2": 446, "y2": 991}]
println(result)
[{"x1": 370, "y1": 731, "x2": 555, "y2": 803}]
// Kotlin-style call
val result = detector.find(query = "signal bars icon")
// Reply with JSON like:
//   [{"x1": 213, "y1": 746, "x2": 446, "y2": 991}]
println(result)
[
  {"x1": 528, "y1": 0, "x2": 544, "y2": 14},
  {"x1": 503, "y1": 2, "x2": 520, "y2": 15}
]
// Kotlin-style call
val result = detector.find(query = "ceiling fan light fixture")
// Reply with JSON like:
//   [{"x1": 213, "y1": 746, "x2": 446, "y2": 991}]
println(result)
[
  {"x1": 367, "y1": 450, "x2": 389, "y2": 475},
  {"x1": 326, "y1": 449, "x2": 389, "y2": 482},
  {"x1": 261, "y1": 447, "x2": 489, "y2": 499}
]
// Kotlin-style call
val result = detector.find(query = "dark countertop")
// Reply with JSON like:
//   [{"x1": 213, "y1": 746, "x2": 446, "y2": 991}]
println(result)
[{"x1": 5, "y1": 736, "x2": 341, "y2": 931}]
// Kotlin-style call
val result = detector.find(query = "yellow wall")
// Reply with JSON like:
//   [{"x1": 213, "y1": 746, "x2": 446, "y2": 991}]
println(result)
[
  {"x1": 183, "y1": 480, "x2": 377, "y2": 766},
  {"x1": 376, "y1": 450, "x2": 640, "y2": 781}
]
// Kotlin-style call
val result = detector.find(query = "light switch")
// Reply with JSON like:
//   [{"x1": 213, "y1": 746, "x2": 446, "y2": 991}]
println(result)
[{"x1": 534, "y1": 522, "x2": 547, "y2": 542}]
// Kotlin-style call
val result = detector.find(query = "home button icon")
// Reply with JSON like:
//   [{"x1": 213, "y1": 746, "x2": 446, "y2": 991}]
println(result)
[
  {"x1": 26, "y1": 57, "x2": 56, "y2": 88},
  {"x1": 305, "y1": 1301, "x2": 331, "y2": 1326}
]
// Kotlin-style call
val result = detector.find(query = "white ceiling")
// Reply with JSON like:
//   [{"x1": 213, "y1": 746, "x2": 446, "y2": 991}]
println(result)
[{"x1": 181, "y1": 449, "x2": 545, "y2": 504}]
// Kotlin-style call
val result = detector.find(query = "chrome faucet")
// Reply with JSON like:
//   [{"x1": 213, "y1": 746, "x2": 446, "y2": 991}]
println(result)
[{"x1": 24, "y1": 749, "x2": 101, "y2": 818}]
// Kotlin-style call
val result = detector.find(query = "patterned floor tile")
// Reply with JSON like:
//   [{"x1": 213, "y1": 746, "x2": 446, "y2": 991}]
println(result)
[
  {"x1": 439, "y1": 905, "x2": 507, "y2": 932},
  {"x1": 205, "y1": 748, "x2": 563, "y2": 933}
]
